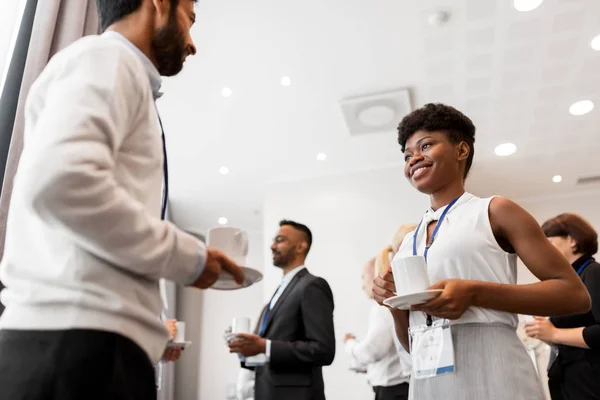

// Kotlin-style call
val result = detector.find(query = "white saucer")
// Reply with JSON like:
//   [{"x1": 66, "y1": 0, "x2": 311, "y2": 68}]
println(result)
[
  {"x1": 211, "y1": 266, "x2": 263, "y2": 291},
  {"x1": 166, "y1": 340, "x2": 192, "y2": 349},
  {"x1": 383, "y1": 289, "x2": 443, "y2": 310}
]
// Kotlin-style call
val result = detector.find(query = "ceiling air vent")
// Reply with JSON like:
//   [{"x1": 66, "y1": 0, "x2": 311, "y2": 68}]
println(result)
[
  {"x1": 576, "y1": 175, "x2": 600, "y2": 185},
  {"x1": 339, "y1": 88, "x2": 413, "y2": 136}
]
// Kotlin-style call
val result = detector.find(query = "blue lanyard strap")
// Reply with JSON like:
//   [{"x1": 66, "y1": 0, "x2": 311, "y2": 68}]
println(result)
[
  {"x1": 413, "y1": 195, "x2": 462, "y2": 261},
  {"x1": 576, "y1": 259, "x2": 593, "y2": 276}
]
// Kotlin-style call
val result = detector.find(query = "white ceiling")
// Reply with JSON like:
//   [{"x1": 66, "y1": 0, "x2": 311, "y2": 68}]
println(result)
[{"x1": 158, "y1": 0, "x2": 600, "y2": 233}]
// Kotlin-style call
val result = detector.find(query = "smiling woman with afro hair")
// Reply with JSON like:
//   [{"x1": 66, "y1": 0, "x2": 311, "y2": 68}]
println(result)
[{"x1": 371, "y1": 103, "x2": 590, "y2": 400}]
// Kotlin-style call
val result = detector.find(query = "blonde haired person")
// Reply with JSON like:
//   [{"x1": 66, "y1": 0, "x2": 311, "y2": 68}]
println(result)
[
  {"x1": 375, "y1": 224, "x2": 418, "y2": 277},
  {"x1": 345, "y1": 258, "x2": 412, "y2": 400}
]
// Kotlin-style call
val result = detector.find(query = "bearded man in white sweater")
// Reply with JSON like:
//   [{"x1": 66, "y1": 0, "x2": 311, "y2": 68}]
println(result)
[{"x1": 0, "y1": 1, "x2": 243, "y2": 399}]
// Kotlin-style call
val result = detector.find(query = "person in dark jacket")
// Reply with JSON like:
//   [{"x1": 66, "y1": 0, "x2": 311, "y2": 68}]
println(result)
[
  {"x1": 526, "y1": 213, "x2": 600, "y2": 400},
  {"x1": 229, "y1": 220, "x2": 335, "y2": 400}
]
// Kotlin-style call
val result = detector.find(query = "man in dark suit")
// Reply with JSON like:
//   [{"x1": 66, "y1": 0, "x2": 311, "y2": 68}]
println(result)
[{"x1": 229, "y1": 219, "x2": 336, "y2": 400}]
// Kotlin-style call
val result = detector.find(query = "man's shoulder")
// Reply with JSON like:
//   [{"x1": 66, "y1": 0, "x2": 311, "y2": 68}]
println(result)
[
  {"x1": 299, "y1": 271, "x2": 332, "y2": 292},
  {"x1": 34, "y1": 34, "x2": 149, "y2": 102},
  {"x1": 300, "y1": 269, "x2": 322, "y2": 282},
  {"x1": 48, "y1": 34, "x2": 145, "y2": 76},
  {"x1": 56, "y1": 35, "x2": 129, "y2": 57}
]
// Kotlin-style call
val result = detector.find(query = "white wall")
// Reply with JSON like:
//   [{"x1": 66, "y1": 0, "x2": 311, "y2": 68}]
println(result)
[
  {"x1": 515, "y1": 189, "x2": 600, "y2": 284},
  {"x1": 175, "y1": 230, "x2": 265, "y2": 400},
  {"x1": 263, "y1": 167, "x2": 429, "y2": 399},
  {"x1": 518, "y1": 189, "x2": 600, "y2": 231}
]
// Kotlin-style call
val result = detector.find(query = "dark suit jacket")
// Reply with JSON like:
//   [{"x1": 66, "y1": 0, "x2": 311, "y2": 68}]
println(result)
[{"x1": 243, "y1": 268, "x2": 335, "y2": 400}]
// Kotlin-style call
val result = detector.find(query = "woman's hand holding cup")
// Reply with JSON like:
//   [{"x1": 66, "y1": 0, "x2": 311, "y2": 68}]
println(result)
[{"x1": 372, "y1": 268, "x2": 397, "y2": 307}]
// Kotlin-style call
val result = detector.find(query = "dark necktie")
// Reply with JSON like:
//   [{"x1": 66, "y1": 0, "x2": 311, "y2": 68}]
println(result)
[{"x1": 156, "y1": 114, "x2": 169, "y2": 220}]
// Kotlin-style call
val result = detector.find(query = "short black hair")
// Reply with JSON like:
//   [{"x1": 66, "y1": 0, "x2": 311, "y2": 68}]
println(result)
[
  {"x1": 95, "y1": 0, "x2": 196, "y2": 32},
  {"x1": 542, "y1": 213, "x2": 598, "y2": 257},
  {"x1": 280, "y1": 219, "x2": 313, "y2": 255},
  {"x1": 397, "y1": 103, "x2": 476, "y2": 178}
]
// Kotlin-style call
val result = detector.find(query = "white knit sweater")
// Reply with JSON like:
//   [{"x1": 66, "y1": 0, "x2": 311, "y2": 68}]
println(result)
[{"x1": 0, "y1": 33, "x2": 205, "y2": 363}]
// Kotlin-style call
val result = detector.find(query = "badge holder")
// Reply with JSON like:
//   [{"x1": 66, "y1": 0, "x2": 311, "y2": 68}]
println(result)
[
  {"x1": 409, "y1": 315, "x2": 455, "y2": 380},
  {"x1": 408, "y1": 195, "x2": 461, "y2": 380}
]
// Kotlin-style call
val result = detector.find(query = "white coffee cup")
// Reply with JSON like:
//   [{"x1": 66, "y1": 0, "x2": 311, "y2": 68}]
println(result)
[
  {"x1": 207, "y1": 227, "x2": 249, "y2": 266},
  {"x1": 391, "y1": 255, "x2": 430, "y2": 296},
  {"x1": 232, "y1": 317, "x2": 250, "y2": 334},
  {"x1": 174, "y1": 321, "x2": 186, "y2": 343}
]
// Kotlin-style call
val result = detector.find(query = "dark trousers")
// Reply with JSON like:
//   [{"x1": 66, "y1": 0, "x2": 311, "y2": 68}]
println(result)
[
  {"x1": 373, "y1": 383, "x2": 409, "y2": 400},
  {"x1": 0, "y1": 329, "x2": 156, "y2": 400}
]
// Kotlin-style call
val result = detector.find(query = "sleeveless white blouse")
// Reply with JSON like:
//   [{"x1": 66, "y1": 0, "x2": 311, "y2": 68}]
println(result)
[{"x1": 394, "y1": 192, "x2": 519, "y2": 329}]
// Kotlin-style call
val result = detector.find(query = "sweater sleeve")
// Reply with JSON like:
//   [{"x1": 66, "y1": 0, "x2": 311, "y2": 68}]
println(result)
[{"x1": 20, "y1": 42, "x2": 205, "y2": 285}]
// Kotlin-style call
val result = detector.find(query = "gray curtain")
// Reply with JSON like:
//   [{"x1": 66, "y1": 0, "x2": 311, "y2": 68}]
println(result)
[
  {"x1": 0, "y1": 0, "x2": 100, "y2": 261},
  {"x1": 0, "y1": 0, "x2": 38, "y2": 191}
]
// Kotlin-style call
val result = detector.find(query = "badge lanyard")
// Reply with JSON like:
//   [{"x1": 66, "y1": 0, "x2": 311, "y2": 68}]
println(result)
[
  {"x1": 576, "y1": 259, "x2": 593, "y2": 276},
  {"x1": 412, "y1": 195, "x2": 462, "y2": 261},
  {"x1": 412, "y1": 195, "x2": 462, "y2": 326}
]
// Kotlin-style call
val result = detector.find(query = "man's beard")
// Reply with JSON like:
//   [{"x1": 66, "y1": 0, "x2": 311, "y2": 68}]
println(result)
[
  {"x1": 272, "y1": 251, "x2": 292, "y2": 268},
  {"x1": 151, "y1": 11, "x2": 186, "y2": 76}
]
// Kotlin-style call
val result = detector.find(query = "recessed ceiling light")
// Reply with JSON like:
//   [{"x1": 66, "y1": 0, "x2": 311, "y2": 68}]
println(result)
[
  {"x1": 316, "y1": 153, "x2": 327, "y2": 161},
  {"x1": 513, "y1": 0, "x2": 544, "y2": 12},
  {"x1": 427, "y1": 11, "x2": 450, "y2": 27},
  {"x1": 494, "y1": 143, "x2": 517, "y2": 156},
  {"x1": 221, "y1": 87, "x2": 232, "y2": 98},
  {"x1": 218, "y1": 217, "x2": 228, "y2": 225},
  {"x1": 552, "y1": 175, "x2": 562, "y2": 183},
  {"x1": 219, "y1": 166, "x2": 229, "y2": 175},
  {"x1": 591, "y1": 35, "x2": 600, "y2": 51},
  {"x1": 569, "y1": 100, "x2": 594, "y2": 116},
  {"x1": 280, "y1": 76, "x2": 291, "y2": 86}
]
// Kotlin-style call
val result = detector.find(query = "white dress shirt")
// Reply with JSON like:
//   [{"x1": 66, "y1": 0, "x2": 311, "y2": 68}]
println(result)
[
  {"x1": 269, "y1": 265, "x2": 306, "y2": 310},
  {"x1": 345, "y1": 302, "x2": 411, "y2": 387},
  {"x1": 0, "y1": 32, "x2": 205, "y2": 363}
]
